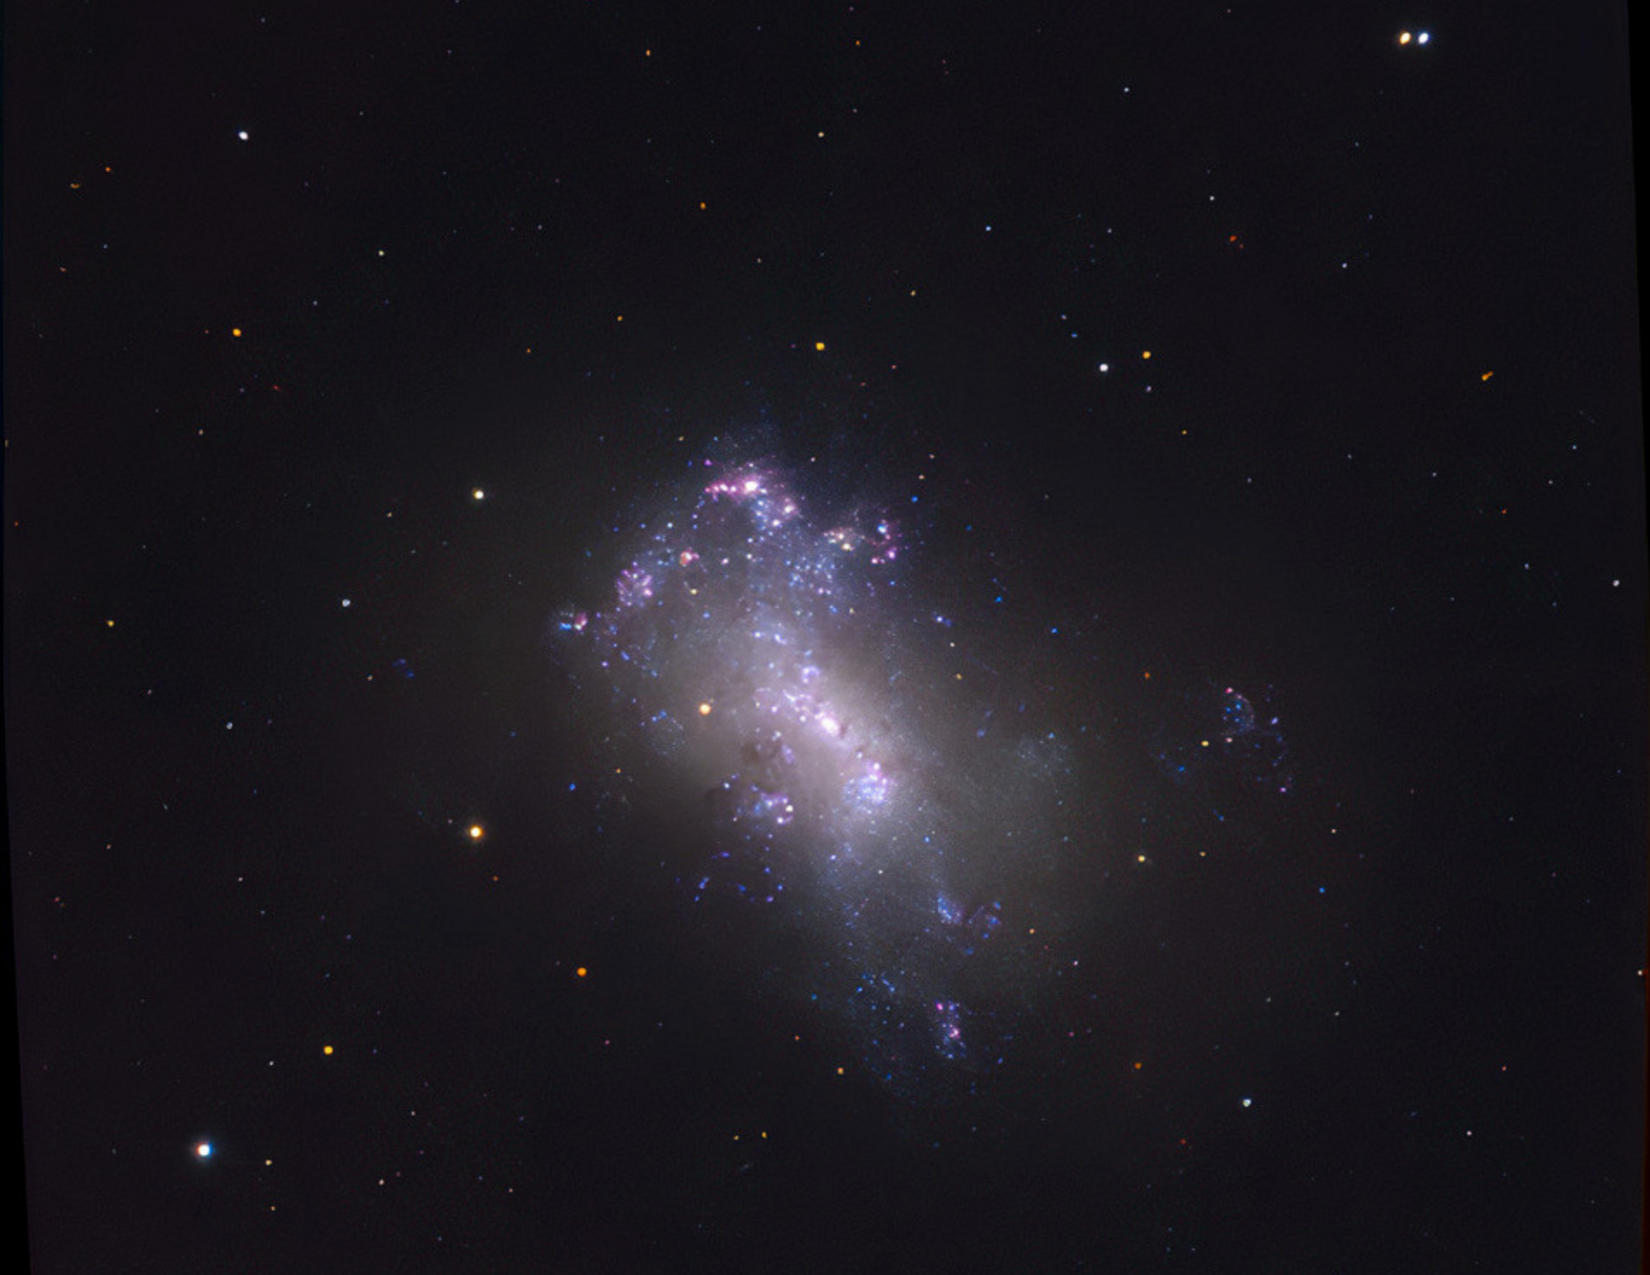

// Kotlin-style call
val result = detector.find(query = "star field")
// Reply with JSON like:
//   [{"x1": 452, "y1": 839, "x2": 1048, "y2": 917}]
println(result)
[{"x1": 5, "y1": 4, "x2": 1643, "y2": 1272}]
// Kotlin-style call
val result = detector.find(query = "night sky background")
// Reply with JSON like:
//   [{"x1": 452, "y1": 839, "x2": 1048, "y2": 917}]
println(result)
[{"x1": 6, "y1": 2, "x2": 1646, "y2": 1272}]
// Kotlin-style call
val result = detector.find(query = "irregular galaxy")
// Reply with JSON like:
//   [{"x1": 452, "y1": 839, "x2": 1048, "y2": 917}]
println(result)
[{"x1": 552, "y1": 453, "x2": 1113, "y2": 1099}]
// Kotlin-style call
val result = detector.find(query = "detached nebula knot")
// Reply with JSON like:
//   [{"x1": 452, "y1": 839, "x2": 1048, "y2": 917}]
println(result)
[{"x1": 550, "y1": 452, "x2": 1291, "y2": 1108}]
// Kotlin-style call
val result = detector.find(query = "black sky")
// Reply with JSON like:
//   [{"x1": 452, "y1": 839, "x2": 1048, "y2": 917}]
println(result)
[{"x1": 6, "y1": 2, "x2": 1646, "y2": 1272}]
